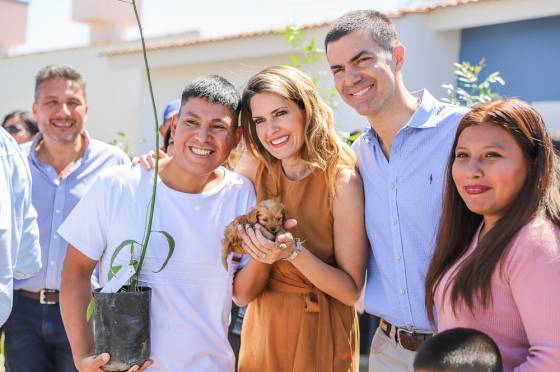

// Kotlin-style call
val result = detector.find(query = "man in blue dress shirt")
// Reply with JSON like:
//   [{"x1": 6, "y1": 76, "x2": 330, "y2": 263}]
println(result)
[
  {"x1": 3, "y1": 65, "x2": 129, "y2": 372},
  {"x1": 0, "y1": 128, "x2": 41, "y2": 327},
  {"x1": 325, "y1": 10, "x2": 467, "y2": 371}
]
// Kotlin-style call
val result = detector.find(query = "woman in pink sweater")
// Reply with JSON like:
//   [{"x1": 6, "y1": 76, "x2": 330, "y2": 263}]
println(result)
[{"x1": 425, "y1": 99, "x2": 560, "y2": 371}]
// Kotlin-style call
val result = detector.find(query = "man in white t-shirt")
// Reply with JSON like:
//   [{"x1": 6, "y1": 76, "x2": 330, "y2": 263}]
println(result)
[{"x1": 58, "y1": 75, "x2": 255, "y2": 372}]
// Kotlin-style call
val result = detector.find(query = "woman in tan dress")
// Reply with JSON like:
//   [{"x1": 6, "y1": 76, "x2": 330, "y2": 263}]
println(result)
[{"x1": 234, "y1": 65, "x2": 368, "y2": 372}]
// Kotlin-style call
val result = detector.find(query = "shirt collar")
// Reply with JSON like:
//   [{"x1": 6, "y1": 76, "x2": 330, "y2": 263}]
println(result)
[
  {"x1": 29, "y1": 131, "x2": 92, "y2": 167},
  {"x1": 405, "y1": 89, "x2": 445, "y2": 129},
  {"x1": 362, "y1": 89, "x2": 441, "y2": 144}
]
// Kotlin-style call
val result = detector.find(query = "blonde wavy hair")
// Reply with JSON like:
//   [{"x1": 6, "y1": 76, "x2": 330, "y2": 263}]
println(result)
[{"x1": 240, "y1": 65, "x2": 356, "y2": 203}]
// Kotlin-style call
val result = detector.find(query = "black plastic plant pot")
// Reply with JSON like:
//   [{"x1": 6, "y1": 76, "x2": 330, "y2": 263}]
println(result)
[{"x1": 92, "y1": 286, "x2": 151, "y2": 371}]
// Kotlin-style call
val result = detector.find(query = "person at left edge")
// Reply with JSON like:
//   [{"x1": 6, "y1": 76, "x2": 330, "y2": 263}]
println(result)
[
  {"x1": 3, "y1": 64, "x2": 129, "y2": 372},
  {"x1": 0, "y1": 127, "x2": 41, "y2": 327}
]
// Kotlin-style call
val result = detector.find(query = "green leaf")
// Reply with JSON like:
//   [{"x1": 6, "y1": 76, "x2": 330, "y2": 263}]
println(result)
[
  {"x1": 151, "y1": 230, "x2": 175, "y2": 273},
  {"x1": 109, "y1": 239, "x2": 142, "y2": 279},
  {"x1": 86, "y1": 298, "x2": 95, "y2": 322},
  {"x1": 108, "y1": 265, "x2": 122, "y2": 280},
  {"x1": 289, "y1": 54, "x2": 301, "y2": 68}
]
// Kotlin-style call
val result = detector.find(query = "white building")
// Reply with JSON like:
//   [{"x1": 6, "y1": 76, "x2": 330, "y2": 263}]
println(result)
[{"x1": 1, "y1": 0, "x2": 559, "y2": 154}]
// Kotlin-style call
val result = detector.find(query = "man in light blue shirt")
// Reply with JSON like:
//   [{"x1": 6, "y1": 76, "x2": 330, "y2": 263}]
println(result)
[
  {"x1": 325, "y1": 10, "x2": 467, "y2": 371},
  {"x1": 0, "y1": 128, "x2": 41, "y2": 326},
  {"x1": 3, "y1": 65, "x2": 129, "y2": 372}
]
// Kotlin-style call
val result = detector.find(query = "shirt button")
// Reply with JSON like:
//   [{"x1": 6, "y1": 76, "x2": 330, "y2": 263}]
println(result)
[
  {"x1": 389, "y1": 183, "x2": 395, "y2": 190},
  {"x1": 55, "y1": 209, "x2": 61, "y2": 214},
  {"x1": 395, "y1": 255, "x2": 401, "y2": 261},
  {"x1": 50, "y1": 261, "x2": 55, "y2": 266},
  {"x1": 400, "y1": 288, "x2": 406, "y2": 295},
  {"x1": 53, "y1": 235, "x2": 58, "y2": 240},
  {"x1": 392, "y1": 218, "x2": 398, "y2": 225}
]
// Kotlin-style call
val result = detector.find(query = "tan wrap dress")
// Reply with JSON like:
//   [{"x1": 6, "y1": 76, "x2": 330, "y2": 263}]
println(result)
[{"x1": 238, "y1": 162, "x2": 360, "y2": 372}]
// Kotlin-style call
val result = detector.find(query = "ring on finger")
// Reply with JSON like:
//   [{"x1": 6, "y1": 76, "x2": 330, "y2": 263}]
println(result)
[
  {"x1": 259, "y1": 252, "x2": 267, "y2": 259},
  {"x1": 276, "y1": 242, "x2": 287, "y2": 250}
]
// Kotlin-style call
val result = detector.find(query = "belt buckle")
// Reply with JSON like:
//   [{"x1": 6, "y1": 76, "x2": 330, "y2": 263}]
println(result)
[
  {"x1": 396, "y1": 327, "x2": 416, "y2": 350},
  {"x1": 39, "y1": 289, "x2": 57, "y2": 305}
]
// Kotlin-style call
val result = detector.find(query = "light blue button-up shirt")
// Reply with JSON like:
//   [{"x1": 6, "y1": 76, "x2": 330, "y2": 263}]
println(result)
[
  {"x1": 353, "y1": 90, "x2": 467, "y2": 331},
  {"x1": 0, "y1": 128, "x2": 41, "y2": 325},
  {"x1": 14, "y1": 132, "x2": 129, "y2": 292}
]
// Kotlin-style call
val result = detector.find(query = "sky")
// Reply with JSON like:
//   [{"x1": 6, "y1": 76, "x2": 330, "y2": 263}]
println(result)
[{"x1": 13, "y1": 0, "x2": 433, "y2": 54}]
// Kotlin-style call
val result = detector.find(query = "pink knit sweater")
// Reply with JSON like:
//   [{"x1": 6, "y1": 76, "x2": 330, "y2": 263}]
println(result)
[{"x1": 435, "y1": 217, "x2": 560, "y2": 372}]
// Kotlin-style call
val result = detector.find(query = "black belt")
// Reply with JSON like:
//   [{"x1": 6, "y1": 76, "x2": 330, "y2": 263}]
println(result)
[
  {"x1": 16, "y1": 289, "x2": 59, "y2": 305},
  {"x1": 379, "y1": 318, "x2": 433, "y2": 352}
]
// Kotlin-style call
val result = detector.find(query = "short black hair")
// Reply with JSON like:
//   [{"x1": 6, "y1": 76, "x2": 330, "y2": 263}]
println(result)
[
  {"x1": 2, "y1": 110, "x2": 39, "y2": 135},
  {"x1": 35, "y1": 64, "x2": 86, "y2": 101},
  {"x1": 325, "y1": 10, "x2": 398, "y2": 52},
  {"x1": 414, "y1": 328, "x2": 503, "y2": 372},
  {"x1": 180, "y1": 75, "x2": 240, "y2": 123}
]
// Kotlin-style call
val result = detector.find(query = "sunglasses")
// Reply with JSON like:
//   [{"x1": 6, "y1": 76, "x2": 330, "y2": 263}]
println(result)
[{"x1": 3, "y1": 125, "x2": 24, "y2": 134}]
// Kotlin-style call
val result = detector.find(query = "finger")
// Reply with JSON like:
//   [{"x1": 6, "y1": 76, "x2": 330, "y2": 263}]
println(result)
[
  {"x1": 243, "y1": 242, "x2": 266, "y2": 262},
  {"x1": 244, "y1": 224, "x2": 260, "y2": 242},
  {"x1": 93, "y1": 353, "x2": 110, "y2": 368},
  {"x1": 147, "y1": 154, "x2": 155, "y2": 169},
  {"x1": 157, "y1": 149, "x2": 168, "y2": 159},
  {"x1": 284, "y1": 218, "x2": 297, "y2": 230},
  {"x1": 242, "y1": 225, "x2": 269, "y2": 259},
  {"x1": 141, "y1": 156, "x2": 153, "y2": 170},
  {"x1": 276, "y1": 231, "x2": 294, "y2": 244},
  {"x1": 238, "y1": 227, "x2": 260, "y2": 254},
  {"x1": 137, "y1": 358, "x2": 155, "y2": 371},
  {"x1": 255, "y1": 224, "x2": 274, "y2": 240},
  {"x1": 131, "y1": 156, "x2": 141, "y2": 165},
  {"x1": 237, "y1": 225, "x2": 257, "y2": 248},
  {"x1": 254, "y1": 227, "x2": 274, "y2": 250},
  {"x1": 127, "y1": 366, "x2": 139, "y2": 372}
]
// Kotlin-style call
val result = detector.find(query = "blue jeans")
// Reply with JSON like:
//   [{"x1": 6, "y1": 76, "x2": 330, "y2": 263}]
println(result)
[{"x1": 4, "y1": 292, "x2": 76, "y2": 372}]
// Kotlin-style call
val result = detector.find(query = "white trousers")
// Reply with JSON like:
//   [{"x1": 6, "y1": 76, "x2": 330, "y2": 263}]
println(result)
[{"x1": 368, "y1": 326, "x2": 416, "y2": 372}]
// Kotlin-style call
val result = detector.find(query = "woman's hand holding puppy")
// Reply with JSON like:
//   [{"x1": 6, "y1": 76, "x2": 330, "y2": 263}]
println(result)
[{"x1": 238, "y1": 219, "x2": 298, "y2": 264}]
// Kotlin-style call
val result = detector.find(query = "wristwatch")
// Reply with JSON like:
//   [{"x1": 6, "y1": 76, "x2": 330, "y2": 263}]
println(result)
[{"x1": 283, "y1": 238, "x2": 303, "y2": 261}]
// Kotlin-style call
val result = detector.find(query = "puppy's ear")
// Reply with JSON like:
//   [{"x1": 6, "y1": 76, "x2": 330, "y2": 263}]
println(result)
[{"x1": 247, "y1": 207, "x2": 260, "y2": 225}]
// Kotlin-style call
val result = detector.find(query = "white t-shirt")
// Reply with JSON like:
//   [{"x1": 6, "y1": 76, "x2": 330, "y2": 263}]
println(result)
[{"x1": 58, "y1": 165, "x2": 255, "y2": 372}]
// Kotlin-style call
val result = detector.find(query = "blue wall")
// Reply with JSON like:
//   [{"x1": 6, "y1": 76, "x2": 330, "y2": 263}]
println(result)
[{"x1": 460, "y1": 16, "x2": 560, "y2": 102}]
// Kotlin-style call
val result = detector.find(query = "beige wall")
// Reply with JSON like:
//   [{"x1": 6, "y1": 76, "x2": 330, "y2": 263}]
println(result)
[
  {"x1": 0, "y1": 12, "x2": 461, "y2": 155},
  {"x1": 0, "y1": 0, "x2": 28, "y2": 54}
]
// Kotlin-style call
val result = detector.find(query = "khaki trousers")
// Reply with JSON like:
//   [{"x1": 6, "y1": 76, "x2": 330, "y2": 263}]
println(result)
[{"x1": 368, "y1": 326, "x2": 416, "y2": 372}]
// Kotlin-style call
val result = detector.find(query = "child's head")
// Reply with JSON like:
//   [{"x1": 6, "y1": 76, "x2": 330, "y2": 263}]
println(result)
[{"x1": 413, "y1": 328, "x2": 502, "y2": 372}]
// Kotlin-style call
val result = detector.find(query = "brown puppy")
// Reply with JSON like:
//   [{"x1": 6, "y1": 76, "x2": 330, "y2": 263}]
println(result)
[{"x1": 222, "y1": 199, "x2": 287, "y2": 270}]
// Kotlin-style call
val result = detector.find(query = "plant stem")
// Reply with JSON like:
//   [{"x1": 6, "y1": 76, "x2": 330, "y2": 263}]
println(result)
[{"x1": 131, "y1": 0, "x2": 159, "y2": 290}]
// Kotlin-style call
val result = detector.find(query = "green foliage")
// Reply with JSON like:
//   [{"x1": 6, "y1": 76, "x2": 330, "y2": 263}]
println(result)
[
  {"x1": 442, "y1": 59, "x2": 505, "y2": 108},
  {"x1": 86, "y1": 298, "x2": 95, "y2": 322},
  {"x1": 281, "y1": 26, "x2": 338, "y2": 111},
  {"x1": 344, "y1": 130, "x2": 363, "y2": 146},
  {"x1": 99, "y1": 0, "x2": 175, "y2": 301},
  {"x1": 282, "y1": 26, "x2": 323, "y2": 69},
  {"x1": 109, "y1": 131, "x2": 130, "y2": 157},
  {"x1": 283, "y1": 26, "x2": 357, "y2": 142}
]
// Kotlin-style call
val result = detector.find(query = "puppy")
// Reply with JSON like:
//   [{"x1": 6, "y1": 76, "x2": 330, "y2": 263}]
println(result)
[{"x1": 222, "y1": 199, "x2": 287, "y2": 270}]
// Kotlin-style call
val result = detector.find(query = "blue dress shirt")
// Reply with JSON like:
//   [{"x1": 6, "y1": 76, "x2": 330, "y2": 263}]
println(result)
[
  {"x1": 352, "y1": 90, "x2": 467, "y2": 331},
  {"x1": 14, "y1": 132, "x2": 129, "y2": 292},
  {"x1": 0, "y1": 128, "x2": 41, "y2": 325}
]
